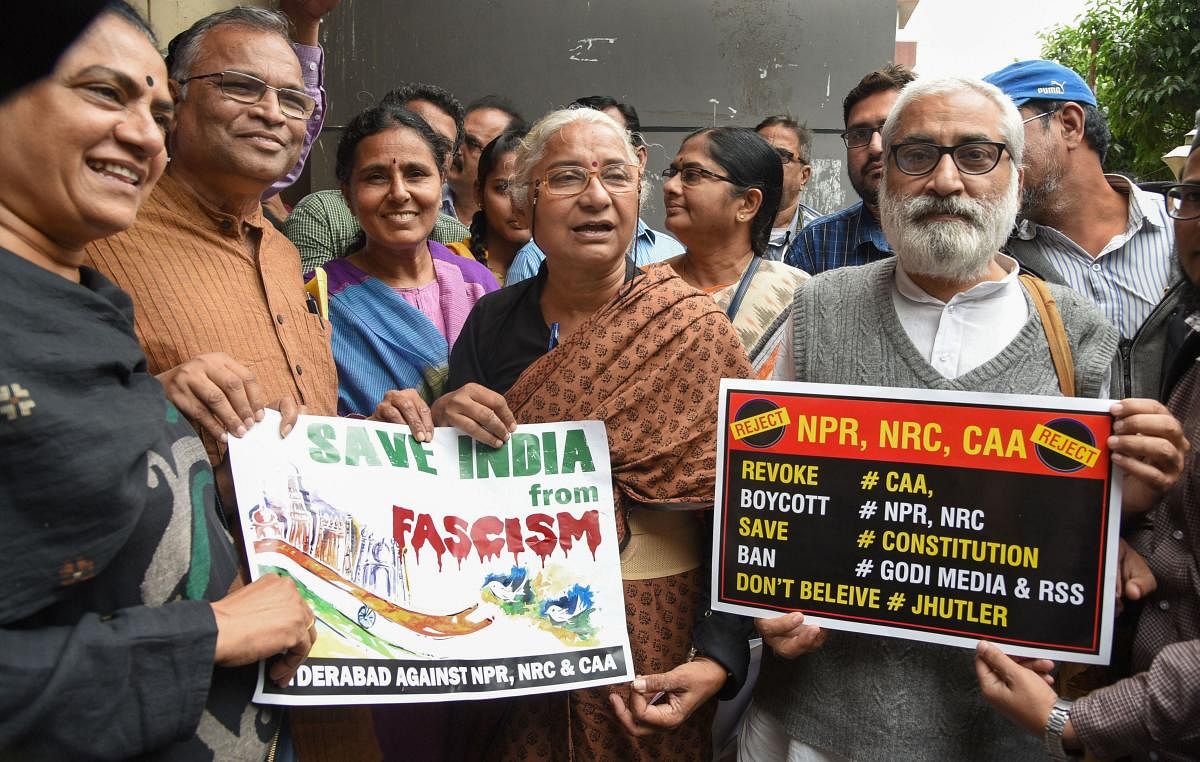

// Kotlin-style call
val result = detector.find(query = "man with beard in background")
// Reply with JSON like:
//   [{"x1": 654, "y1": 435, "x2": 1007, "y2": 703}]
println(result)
[
  {"x1": 984, "y1": 61, "x2": 1178, "y2": 398},
  {"x1": 784, "y1": 65, "x2": 914, "y2": 274},
  {"x1": 739, "y1": 76, "x2": 1187, "y2": 762},
  {"x1": 976, "y1": 110, "x2": 1200, "y2": 762}
]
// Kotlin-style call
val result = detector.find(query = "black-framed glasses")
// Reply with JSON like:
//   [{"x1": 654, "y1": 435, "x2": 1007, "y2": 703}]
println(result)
[
  {"x1": 889, "y1": 141, "x2": 1009, "y2": 176},
  {"x1": 179, "y1": 70, "x2": 316, "y2": 120},
  {"x1": 774, "y1": 147, "x2": 807, "y2": 165},
  {"x1": 840, "y1": 125, "x2": 884, "y2": 149},
  {"x1": 536, "y1": 164, "x2": 641, "y2": 197},
  {"x1": 661, "y1": 165, "x2": 739, "y2": 187},
  {"x1": 1165, "y1": 183, "x2": 1200, "y2": 220}
]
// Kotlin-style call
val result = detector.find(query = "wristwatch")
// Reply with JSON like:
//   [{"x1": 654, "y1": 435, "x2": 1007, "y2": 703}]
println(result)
[{"x1": 1044, "y1": 697, "x2": 1081, "y2": 761}]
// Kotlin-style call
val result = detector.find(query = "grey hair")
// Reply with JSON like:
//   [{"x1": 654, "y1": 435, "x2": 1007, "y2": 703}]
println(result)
[
  {"x1": 881, "y1": 75, "x2": 1024, "y2": 171},
  {"x1": 509, "y1": 107, "x2": 646, "y2": 211},
  {"x1": 168, "y1": 6, "x2": 291, "y2": 82}
]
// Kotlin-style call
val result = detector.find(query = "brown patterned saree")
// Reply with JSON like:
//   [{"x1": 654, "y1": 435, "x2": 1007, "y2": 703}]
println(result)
[{"x1": 487, "y1": 265, "x2": 752, "y2": 761}]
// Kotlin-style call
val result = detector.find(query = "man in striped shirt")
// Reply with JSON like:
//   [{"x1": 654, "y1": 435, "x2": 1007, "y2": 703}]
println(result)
[
  {"x1": 977, "y1": 121, "x2": 1200, "y2": 761},
  {"x1": 985, "y1": 61, "x2": 1177, "y2": 348},
  {"x1": 784, "y1": 65, "x2": 914, "y2": 274}
]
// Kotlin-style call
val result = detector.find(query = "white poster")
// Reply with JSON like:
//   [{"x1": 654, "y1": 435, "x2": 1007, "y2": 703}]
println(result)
[{"x1": 228, "y1": 413, "x2": 633, "y2": 704}]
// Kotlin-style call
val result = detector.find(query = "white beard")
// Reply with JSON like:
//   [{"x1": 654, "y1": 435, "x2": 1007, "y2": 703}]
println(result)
[{"x1": 880, "y1": 171, "x2": 1019, "y2": 283}]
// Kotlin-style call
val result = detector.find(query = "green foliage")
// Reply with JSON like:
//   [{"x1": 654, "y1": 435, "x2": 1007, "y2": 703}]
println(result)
[{"x1": 1040, "y1": 0, "x2": 1200, "y2": 179}]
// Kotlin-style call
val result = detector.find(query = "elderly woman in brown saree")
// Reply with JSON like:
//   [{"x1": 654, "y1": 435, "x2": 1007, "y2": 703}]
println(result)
[{"x1": 429, "y1": 107, "x2": 753, "y2": 760}]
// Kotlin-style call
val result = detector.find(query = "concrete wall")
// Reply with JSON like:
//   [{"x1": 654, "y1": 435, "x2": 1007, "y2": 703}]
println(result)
[
  {"x1": 129, "y1": 0, "x2": 268, "y2": 49},
  {"x1": 128, "y1": 1, "x2": 897, "y2": 222},
  {"x1": 309, "y1": 0, "x2": 898, "y2": 225}
]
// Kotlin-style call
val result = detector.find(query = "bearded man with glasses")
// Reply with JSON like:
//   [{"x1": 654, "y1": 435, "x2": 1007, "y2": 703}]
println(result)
[
  {"x1": 985, "y1": 61, "x2": 1178, "y2": 400},
  {"x1": 742, "y1": 76, "x2": 1188, "y2": 762}
]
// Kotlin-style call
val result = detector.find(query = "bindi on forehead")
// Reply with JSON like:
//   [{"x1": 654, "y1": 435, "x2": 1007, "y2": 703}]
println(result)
[{"x1": 146, "y1": 75, "x2": 154, "y2": 87}]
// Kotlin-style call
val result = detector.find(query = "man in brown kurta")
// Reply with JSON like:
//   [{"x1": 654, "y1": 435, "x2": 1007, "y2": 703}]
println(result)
[
  {"x1": 85, "y1": 9, "x2": 336, "y2": 467},
  {"x1": 87, "y1": 171, "x2": 336, "y2": 464}
]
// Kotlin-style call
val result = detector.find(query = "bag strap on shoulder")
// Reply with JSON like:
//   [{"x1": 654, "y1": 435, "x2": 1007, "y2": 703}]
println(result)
[{"x1": 1019, "y1": 274, "x2": 1075, "y2": 397}]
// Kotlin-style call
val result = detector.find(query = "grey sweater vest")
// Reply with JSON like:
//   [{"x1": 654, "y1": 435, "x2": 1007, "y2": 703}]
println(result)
[{"x1": 755, "y1": 258, "x2": 1118, "y2": 762}]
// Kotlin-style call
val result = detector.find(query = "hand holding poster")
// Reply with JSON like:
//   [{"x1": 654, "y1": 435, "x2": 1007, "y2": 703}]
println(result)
[
  {"x1": 227, "y1": 412, "x2": 633, "y2": 704},
  {"x1": 712, "y1": 381, "x2": 1122, "y2": 664}
]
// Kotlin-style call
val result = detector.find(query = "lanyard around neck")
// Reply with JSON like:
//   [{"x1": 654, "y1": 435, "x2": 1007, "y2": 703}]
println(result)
[{"x1": 725, "y1": 255, "x2": 762, "y2": 321}]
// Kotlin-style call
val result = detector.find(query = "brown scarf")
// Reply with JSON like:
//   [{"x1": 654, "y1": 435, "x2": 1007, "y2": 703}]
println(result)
[{"x1": 505, "y1": 265, "x2": 753, "y2": 516}]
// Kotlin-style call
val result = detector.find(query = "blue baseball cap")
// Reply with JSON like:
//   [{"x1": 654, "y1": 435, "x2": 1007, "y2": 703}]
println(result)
[{"x1": 983, "y1": 60, "x2": 1097, "y2": 108}]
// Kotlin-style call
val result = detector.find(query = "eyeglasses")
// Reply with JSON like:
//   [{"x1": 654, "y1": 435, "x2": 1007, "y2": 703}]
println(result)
[
  {"x1": 1165, "y1": 183, "x2": 1200, "y2": 220},
  {"x1": 661, "y1": 165, "x2": 740, "y2": 187},
  {"x1": 889, "y1": 141, "x2": 1009, "y2": 176},
  {"x1": 774, "y1": 147, "x2": 807, "y2": 165},
  {"x1": 840, "y1": 125, "x2": 884, "y2": 149},
  {"x1": 536, "y1": 164, "x2": 641, "y2": 197},
  {"x1": 1020, "y1": 106, "x2": 1061, "y2": 126},
  {"x1": 179, "y1": 70, "x2": 317, "y2": 120}
]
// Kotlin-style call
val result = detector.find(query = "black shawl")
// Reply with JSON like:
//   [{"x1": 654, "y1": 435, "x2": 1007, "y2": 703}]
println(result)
[{"x1": 0, "y1": 250, "x2": 165, "y2": 623}]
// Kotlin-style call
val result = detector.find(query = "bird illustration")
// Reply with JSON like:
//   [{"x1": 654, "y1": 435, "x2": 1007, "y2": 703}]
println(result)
[
  {"x1": 540, "y1": 584, "x2": 594, "y2": 624},
  {"x1": 482, "y1": 566, "x2": 530, "y2": 603}
]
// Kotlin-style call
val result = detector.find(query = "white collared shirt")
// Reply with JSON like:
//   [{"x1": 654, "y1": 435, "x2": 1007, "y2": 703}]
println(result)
[
  {"x1": 772, "y1": 254, "x2": 1029, "y2": 381},
  {"x1": 773, "y1": 253, "x2": 1110, "y2": 392},
  {"x1": 765, "y1": 205, "x2": 803, "y2": 262},
  {"x1": 890, "y1": 254, "x2": 1028, "y2": 379}
]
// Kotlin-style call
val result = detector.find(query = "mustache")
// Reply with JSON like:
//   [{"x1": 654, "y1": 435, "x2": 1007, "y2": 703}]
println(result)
[{"x1": 902, "y1": 194, "x2": 985, "y2": 225}]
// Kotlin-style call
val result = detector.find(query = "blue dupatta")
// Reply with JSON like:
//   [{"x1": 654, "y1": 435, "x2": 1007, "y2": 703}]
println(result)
[{"x1": 320, "y1": 260, "x2": 449, "y2": 416}]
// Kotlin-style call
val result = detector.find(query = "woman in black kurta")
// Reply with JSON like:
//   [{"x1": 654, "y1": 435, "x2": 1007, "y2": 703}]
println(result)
[{"x1": 0, "y1": 7, "x2": 316, "y2": 759}]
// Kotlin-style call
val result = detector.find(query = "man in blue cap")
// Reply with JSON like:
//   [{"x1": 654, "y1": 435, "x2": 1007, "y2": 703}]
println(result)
[
  {"x1": 976, "y1": 109, "x2": 1200, "y2": 762},
  {"x1": 984, "y1": 60, "x2": 1178, "y2": 398}
]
